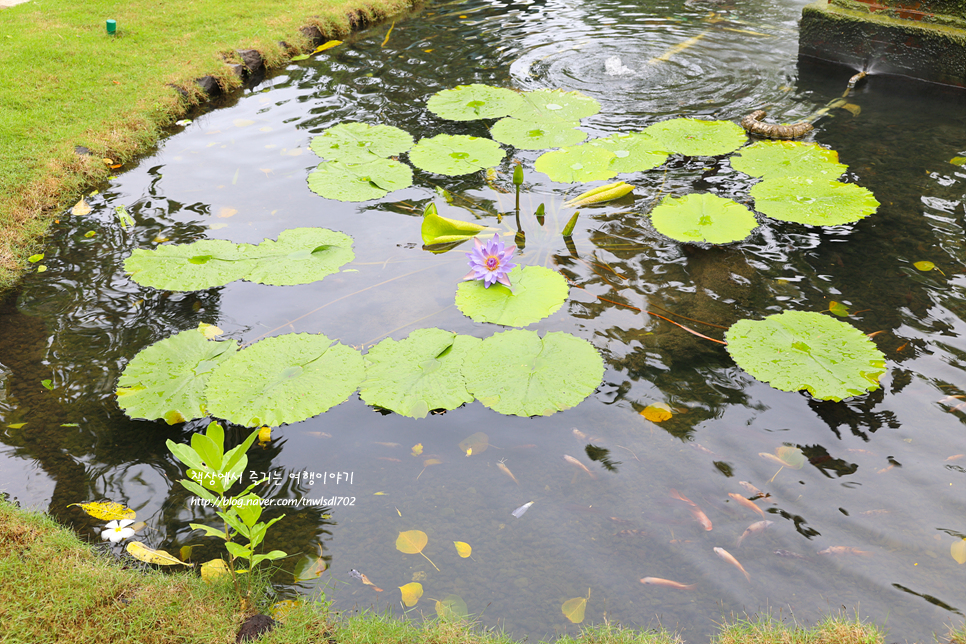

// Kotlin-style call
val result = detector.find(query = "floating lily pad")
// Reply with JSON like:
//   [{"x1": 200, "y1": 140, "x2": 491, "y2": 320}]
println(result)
[
  {"x1": 205, "y1": 333, "x2": 364, "y2": 427},
  {"x1": 643, "y1": 118, "x2": 747, "y2": 156},
  {"x1": 535, "y1": 145, "x2": 617, "y2": 183},
  {"x1": 649, "y1": 193, "x2": 757, "y2": 244},
  {"x1": 725, "y1": 310, "x2": 886, "y2": 401},
  {"x1": 309, "y1": 122, "x2": 414, "y2": 163},
  {"x1": 490, "y1": 118, "x2": 587, "y2": 150},
  {"x1": 730, "y1": 140, "x2": 847, "y2": 180},
  {"x1": 409, "y1": 134, "x2": 506, "y2": 176},
  {"x1": 588, "y1": 132, "x2": 669, "y2": 173},
  {"x1": 125, "y1": 229, "x2": 353, "y2": 290},
  {"x1": 506, "y1": 89, "x2": 601, "y2": 123},
  {"x1": 307, "y1": 158, "x2": 413, "y2": 201},
  {"x1": 427, "y1": 84, "x2": 524, "y2": 121},
  {"x1": 456, "y1": 265, "x2": 569, "y2": 327},
  {"x1": 125, "y1": 239, "x2": 254, "y2": 291},
  {"x1": 751, "y1": 178, "x2": 879, "y2": 226},
  {"x1": 360, "y1": 329, "x2": 481, "y2": 418},
  {"x1": 462, "y1": 330, "x2": 604, "y2": 416},
  {"x1": 116, "y1": 325, "x2": 239, "y2": 424}
]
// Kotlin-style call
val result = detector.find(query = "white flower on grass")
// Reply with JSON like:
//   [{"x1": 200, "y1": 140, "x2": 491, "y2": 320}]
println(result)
[{"x1": 101, "y1": 519, "x2": 136, "y2": 543}]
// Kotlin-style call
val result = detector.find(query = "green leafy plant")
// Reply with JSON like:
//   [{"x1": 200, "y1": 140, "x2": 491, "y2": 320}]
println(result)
[
  {"x1": 750, "y1": 177, "x2": 879, "y2": 226},
  {"x1": 309, "y1": 122, "x2": 414, "y2": 163},
  {"x1": 307, "y1": 158, "x2": 413, "y2": 201},
  {"x1": 649, "y1": 193, "x2": 758, "y2": 244},
  {"x1": 455, "y1": 265, "x2": 569, "y2": 327},
  {"x1": 730, "y1": 140, "x2": 847, "y2": 180},
  {"x1": 426, "y1": 84, "x2": 524, "y2": 121},
  {"x1": 490, "y1": 117, "x2": 587, "y2": 150},
  {"x1": 408, "y1": 134, "x2": 506, "y2": 176},
  {"x1": 167, "y1": 421, "x2": 286, "y2": 602},
  {"x1": 642, "y1": 118, "x2": 747, "y2": 156}
]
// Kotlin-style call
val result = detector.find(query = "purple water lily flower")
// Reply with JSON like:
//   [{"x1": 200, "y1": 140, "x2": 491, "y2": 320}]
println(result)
[{"x1": 464, "y1": 233, "x2": 516, "y2": 289}]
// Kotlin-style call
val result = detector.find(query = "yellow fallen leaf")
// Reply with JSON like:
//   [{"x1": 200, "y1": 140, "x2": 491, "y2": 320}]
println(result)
[
  {"x1": 561, "y1": 589, "x2": 590, "y2": 624},
  {"x1": 641, "y1": 402, "x2": 673, "y2": 422},
  {"x1": 454, "y1": 541, "x2": 472, "y2": 558},
  {"x1": 179, "y1": 545, "x2": 193, "y2": 562},
  {"x1": 7, "y1": 423, "x2": 26, "y2": 429},
  {"x1": 313, "y1": 40, "x2": 342, "y2": 53},
  {"x1": 201, "y1": 558, "x2": 230, "y2": 581},
  {"x1": 411, "y1": 443, "x2": 423, "y2": 457},
  {"x1": 952, "y1": 539, "x2": 966, "y2": 565},
  {"x1": 209, "y1": 223, "x2": 228, "y2": 230},
  {"x1": 458, "y1": 432, "x2": 489, "y2": 456},
  {"x1": 198, "y1": 322, "x2": 223, "y2": 339},
  {"x1": 233, "y1": 119, "x2": 255, "y2": 128},
  {"x1": 258, "y1": 426, "x2": 272, "y2": 442},
  {"x1": 68, "y1": 501, "x2": 135, "y2": 521},
  {"x1": 271, "y1": 599, "x2": 300, "y2": 621},
  {"x1": 126, "y1": 541, "x2": 192, "y2": 566},
  {"x1": 423, "y1": 458, "x2": 442, "y2": 466},
  {"x1": 217, "y1": 207, "x2": 237, "y2": 218},
  {"x1": 71, "y1": 198, "x2": 92, "y2": 216},
  {"x1": 102, "y1": 158, "x2": 114, "y2": 166},
  {"x1": 399, "y1": 581, "x2": 423, "y2": 607},
  {"x1": 396, "y1": 530, "x2": 428, "y2": 554}
]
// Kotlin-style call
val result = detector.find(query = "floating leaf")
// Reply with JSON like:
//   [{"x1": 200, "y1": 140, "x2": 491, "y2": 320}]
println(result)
[
  {"x1": 360, "y1": 329, "x2": 481, "y2": 418},
  {"x1": 730, "y1": 140, "x2": 847, "y2": 180},
  {"x1": 41, "y1": 379, "x2": 53, "y2": 390},
  {"x1": 294, "y1": 547, "x2": 327, "y2": 580},
  {"x1": 290, "y1": 54, "x2": 310, "y2": 61},
  {"x1": 421, "y1": 203, "x2": 492, "y2": 246},
  {"x1": 456, "y1": 265, "x2": 569, "y2": 327},
  {"x1": 409, "y1": 134, "x2": 505, "y2": 176},
  {"x1": 427, "y1": 84, "x2": 524, "y2": 121},
  {"x1": 913, "y1": 261, "x2": 936, "y2": 272},
  {"x1": 435, "y1": 594, "x2": 468, "y2": 621},
  {"x1": 649, "y1": 193, "x2": 757, "y2": 244},
  {"x1": 641, "y1": 402, "x2": 672, "y2": 422},
  {"x1": 643, "y1": 118, "x2": 747, "y2": 157},
  {"x1": 750, "y1": 178, "x2": 879, "y2": 226},
  {"x1": 258, "y1": 426, "x2": 272, "y2": 442},
  {"x1": 588, "y1": 132, "x2": 669, "y2": 173},
  {"x1": 313, "y1": 40, "x2": 342, "y2": 53},
  {"x1": 205, "y1": 333, "x2": 364, "y2": 427},
  {"x1": 308, "y1": 158, "x2": 413, "y2": 202},
  {"x1": 458, "y1": 432, "x2": 489, "y2": 456},
  {"x1": 561, "y1": 589, "x2": 590, "y2": 624},
  {"x1": 725, "y1": 311, "x2": 886, "y2": 401},
  {"x1": 116, "y1": 325, "x2": 238, "y2": 423},
  {"x1": 27, "y1": 254, "x2": 43, "y2": 263},
  {"x1": 396, "y1": 529, "x2": 439, "y2": 570},
  {"x1": 243, "y1": 228, "x2": 355, "y2": 286},
  {"x1": 126, "y1": 541, "x2": 191, "y2": 566},
  {"x1": 950, "y1": 156, "x2": 966, "y2": 167},
  {"x1": 490, "y1": 118, "x2": 587, "y2": 150},
  {"x1": 310, "y1": 123, "x2": 414, "y2": 163},
  {"x1": 68, "y1": 501, "x2": 136, "y2": 521},
  {"x1": 6, "y1": 423, "x2": 26, "y2": 429},
  {"x1": 71, "y1": 198, "x2": 92, "y2": 216},
  {"x1": 512, "y1": 500, "x2": 534, "y2": 517},
  {"x1": 952, "y1": 539, "x2": 966, "y2": 565},
  {"x1": 201, "y1": 558, "x2": 230, "y2": 581},
  {"x1": 506, "y1": 89, "x2": 601, "y2": 123},
  {"x1": 179, "y1": 545, "x2": 193, "y2": 562},
  {"x1": 399, "y1": 582, "x2": 423, "y2": 607},
  {"x1": 454, "y1": 541, "x2": 472, "y2": 558},
  {"x1": 535, "y1": 145, "x2": 617, "y2": 183},
  {"x1": 828, "y1": 301, "x2": 850, "y2": 317},
  {"x1": 199, "y1": 323, "x2": 223, "y2": 340},
  {"x1": 462, "y1": 330, "x2": 604, "y2": 417}
]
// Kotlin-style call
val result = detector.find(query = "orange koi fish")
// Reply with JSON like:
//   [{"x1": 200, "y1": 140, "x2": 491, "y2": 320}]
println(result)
[
  {"x1": 818, "y1": 546, "x2": 872, "y2": 557},
  {"x1": 714, "y1": 547, "x2": 750, "y2": 581},
  {"x1": 728, "y1": 493, "x2": 766, "y2": 518},
  {"x1": 496, "y1": 459, "x2": 519, "y2": 485},
  {"x1": 563, "y1": 454, "x2": 596, "y2": 479},
  {"x1": 640, "y1": 577, "x2": 695, "y2": 590},
  {"x1": 736, "y1": 520, "x2": 773, "y2": 547},
  {"x1": 670, "y1": 488, "x2": 712, "y2": 531}
]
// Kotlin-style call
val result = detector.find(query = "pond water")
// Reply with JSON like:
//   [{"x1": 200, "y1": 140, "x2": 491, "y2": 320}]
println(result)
[{"x1": 2, "y1": 0, "x2": 965, "y2": 641}]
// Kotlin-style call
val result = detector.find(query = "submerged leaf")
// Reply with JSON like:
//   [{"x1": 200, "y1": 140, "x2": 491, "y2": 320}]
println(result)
[
  {"x1": 427, "y1": 84, "x2": 524, "y2": 121},
  {"x1": 126, "y1": 542, "x2": 191, "y2": 566},
  {"x1": 307, "y1": 158, "x2": 413, "y2": 201},
  {"x1": 828, "y1": 301, "x2": 850, "y2": 317},
  {"x1": 399, "y1": 582, "x2": 423, "y2": 607},
  {"x1": 775, "y1": 445, "x2": 806, "y2": 469},
  {"x1": 730, "y1": 140, "x2": 847, "y2": 180},
  {"x1": 750, "y1": 178, "x2": 879, "y2": 226},
  {"x1": 725, "y1": 311, "x2": 886, "y2": 401},
  {"x1": 952, "y1": 539, "x2": 966, "y2": 565},
  {"x1": 409, "y1": 134, "x2": 505, "y2": 176},
  {"x1": 310, "y1": 122, "x2": 413, "y2": 163},
  {"x1": 454, "y1": 541, "x2": 472, "y2": 558},
  {"x1": 458, "y1": 432, "x2": 489, "y2": 456},
  {"x1": 643, "y1": 118, "x2": 747, "y2": 157},
  {"x1": 649, "y1": 193, "x2": 757, "y2": 244},
  {"x1": 455, "y1": 265, "x2": 569, "y2": 327},
  {"x1": 561, "y1": 590, "x2": 590, "y2": 624},
  {"x1": 68, "y1": 501, "x2": 135, "y2": 522},
  {"x1": 435, "y1": 594, "x2": 469, "y2": 621}
]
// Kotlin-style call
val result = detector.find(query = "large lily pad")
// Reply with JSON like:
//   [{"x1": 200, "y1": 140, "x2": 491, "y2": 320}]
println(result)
[
  {"x1": 205, "y1": 333, "x2": 364, "y2": 427},
  {"x1": 409, "y1": 134, "x2": 506, "y2": 176},
  {"x1": 309, "y1": 122, "x2": 414, "y2": 163},
  {"x1": 456, "y1": 265, "x2": 569, "y2": 327},
  {"x1": 490, "y1": 118, "x2": 587, "y2": 150},
  {"x1": 730, "y1": 140, "x2": 847, "y2": 180},
  {"x1": 643, "y1": 118, "x2": 747, "y2": 157},
  {"x1": 535, "y1": 145, "x2": 617, "y2": 183},
  {"x1": 427, "y1": 84, "x2": 524, "y2": 121},
  {"x1": 649, "y1": 193, "x2": 758, "y2": 244},
  {"x1": 243, "y1": 228, "x2": 355, "y2": 286},
  {"x1": 116, "y1": 325, "x2": 239, "y2": 424},
  {"x1": 506, "y1": 89, "x2": 601, "y2": 123},
  {"x1": 588, "y1": 132, "x2": 669, "y2": 174},
  {"x1": 360, "y1": 329, "x2": 481, "y2": 418},
  {"x1": 462, "y1": 330, "x2": 604, "y2": 416},
  {"x1": 751, "y1": 178, "x2": 879, "y2": 226},
  {"x1": 725, "y1": 310, "x2": 886, "y2": 401},
  {"x1": 307, "y1": 158, "x2": 413, "y2": 202},
  {"x1": 125, "y1": 239, "x2": 254, "y2": 291}
]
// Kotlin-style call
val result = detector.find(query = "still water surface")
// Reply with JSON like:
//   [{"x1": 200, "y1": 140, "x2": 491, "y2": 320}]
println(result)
[{"x1": 1, "y1": 0, "x2": 965, "y2": 640}]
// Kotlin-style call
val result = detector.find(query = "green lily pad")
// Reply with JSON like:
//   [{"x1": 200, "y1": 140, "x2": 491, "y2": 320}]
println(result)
[
  {"x1": 205, "y1": 333, "x2": 364, "y2": 427},
  {"x1": 490, "y1": 118, "x2": 587, "y2": 150},
  {"x1": 427, "y1": 84, "x2": 524, "y2": 121},
  {"x1": 588, "y1": 132, "x2": 669, "y2": 174},
  {"x1": 725, "y1": 310, "x2": 886, "y2": 401},
  {"x1": 307, "y1": 158, "x2": 413, "y2": 201},
  {"x1": 456, "y1": 265, "x2": 569, "y2": 327},
  {"x1": 642, "y1": 118, "x2": 747, "y2": 157},
  {"x1": 649, "y1": 193, "x2": 758, "y2": 244},
  {"x1": 730, "y1": 140, "x2": 847, "y2": 180},
  {"x1": 309, "y1": 122, "x2": 414, "y2": 163},
  {"x1": 116, "y1": 325, "x2": 239, "y2": 424},
  {"x1": 125, "y1": 239, "x2": 254, "y2": 291},
  {"x1": 360, "y1": 329, "x2": 482, "y2": 418},
  {"x1": 409, "y1": 134, "x2": 506, "y2": 176},
  {"x1": 435, "y1": 594, "x2": 469, "y2": 621},
  {"x1": 124, "y1": 229, "x2": 354, "y2": 290},
  {"x1": 751, "y1": 178, "x2": 879, "y2": 226},
  {"x1": 535, "y1": 145, "x2": 617, "y2": 183},
  {"x1": 462, "y1": 330, "x2": 604, "y2": 416},
  {"x1": 506, "y1": 89, "x2": 601, "y2": 123},
  {"x1": 421, "y1": 203, "x2": 492, "y2": 245},
  {"x1": 243, "y1": 228, "x2": 355, "y2": 286}
]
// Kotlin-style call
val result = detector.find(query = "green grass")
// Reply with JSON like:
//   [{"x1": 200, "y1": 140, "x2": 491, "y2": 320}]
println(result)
[
  {"x1": 712, "y1": 611, "x2": 883, "y2": 644},
  {"x1": 0, "y1": 0, "x2": 415, "y2": 289}
]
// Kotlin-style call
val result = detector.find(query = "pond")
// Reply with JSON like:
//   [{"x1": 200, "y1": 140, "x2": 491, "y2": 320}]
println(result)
[{"x1": 1, "y1": 0, "x2": 965, "y2": 641}]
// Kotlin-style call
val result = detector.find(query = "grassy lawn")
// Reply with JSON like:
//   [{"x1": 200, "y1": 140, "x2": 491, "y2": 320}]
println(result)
[{"x1": 0, "y1": 0, "x2": 415, "y2": 290}]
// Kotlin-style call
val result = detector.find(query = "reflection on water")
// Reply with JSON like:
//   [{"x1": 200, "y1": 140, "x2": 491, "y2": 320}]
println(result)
[{"x1": 1, "y1": 0, "x2": 965, "y2": 640}]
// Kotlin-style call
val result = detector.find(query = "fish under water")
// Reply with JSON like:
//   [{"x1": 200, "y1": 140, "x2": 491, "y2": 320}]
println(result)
[
  {"x1": 818, "y1": 546, "x2": 873, "y2": 557},
  {"x1": 774, "y1": 549, "x2": 807, "y2": 560},
  {"x1": 728, "y1": 493, "x2": 766, "y2": 518},
  {"x1": 736, "y1": 520, "x2": 773, "y2": 547},
  {"x1": 496, "y1": 459, "x2": 519, "y2": 485},
  {"x1": 563, "y1": 454, "x2": 596, "y2": 479},
  {"x1": 714, "y1": 547, "x2": 750, "y2": 581},
  {"x1": 670, "y1": 488, "x2": 712, "y2": 531},
  {"x1": 639, "y1": 576, "x2": 695, "y2": 590}
]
